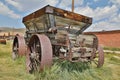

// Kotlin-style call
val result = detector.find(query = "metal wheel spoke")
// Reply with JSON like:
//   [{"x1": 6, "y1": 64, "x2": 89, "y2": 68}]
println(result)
[
  {"x1": 29, "y1": 40, "x2": 41, "y2": 72},
  {"x1": 29, "y1": 62, "x2": 33, "y2": 69},
  {"x1": 32, "y1": 59, "x2": 38, "y2": 71},
  {"x1": 29, "y1": 58, "x2": 34, "y2": 71},
  {"x1": 30, "y1": 47, "x2": 34, "y2": 53},
  {"x1": 33, "y1": 40, "x2": 36, "y2": 52},
  {"x1": 33, "y1": 57, "x2": 41, "y2": 72},
  {"x1": 93, "y1": 60, "x2": 98, "y2": 65},
  {"x1": 29, "y1": 58, "x2": 39, "y2": 72}
]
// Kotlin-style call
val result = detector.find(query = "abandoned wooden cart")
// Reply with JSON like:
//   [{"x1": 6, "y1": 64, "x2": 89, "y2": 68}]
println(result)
[{"x1": 12, "y1": 5, "x2": 104, "y2": 73}]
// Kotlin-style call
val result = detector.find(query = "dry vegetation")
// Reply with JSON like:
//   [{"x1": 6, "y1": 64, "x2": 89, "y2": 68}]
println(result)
[
  {"x1": 0, "y1": 41, "x2": 35, "y2": 80},
  {"x1": 0, "y1": 41, "x2": 120, "y2": 80}
]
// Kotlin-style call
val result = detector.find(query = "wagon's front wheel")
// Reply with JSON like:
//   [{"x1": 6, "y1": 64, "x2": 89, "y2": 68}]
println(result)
[
  {"x1": 93, "y1": 45, "x2": 104, "y2": 67},
  {"x1": 26, "y1": 34, "x2": 53, "y2": 73}
]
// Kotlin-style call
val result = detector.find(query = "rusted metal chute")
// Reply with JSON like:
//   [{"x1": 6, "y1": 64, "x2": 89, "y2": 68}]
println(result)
[
  {"x1": 26, "y1": 34, "x2": 53, "y2": 73},
  {"x1": 12, "y1": 35, "x2": 26, "y2": 60}
]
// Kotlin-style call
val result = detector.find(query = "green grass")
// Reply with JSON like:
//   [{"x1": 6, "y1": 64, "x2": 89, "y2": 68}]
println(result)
[
  {"x1": 0, "y1": 41, "x2": 120, "y2": 80},
  {"x1": 104, "y1": 47, "x2": 120, "y2": 51}
]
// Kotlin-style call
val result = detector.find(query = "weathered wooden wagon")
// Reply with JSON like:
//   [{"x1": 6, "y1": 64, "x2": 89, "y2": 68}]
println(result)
[{"x1": 12, "y1": 5, "x2": 104, "y2": 73}]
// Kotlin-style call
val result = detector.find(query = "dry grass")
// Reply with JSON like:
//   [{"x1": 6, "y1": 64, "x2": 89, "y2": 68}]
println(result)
[
  {"x1": 35, "y1": 53, "x2": 120, "y2": 80},
  {"x1": 0, "y1": 41, "x2": 120, "y2": 80},
  {"x1": 0, "y1": 41, "x2": 35, "y2": 80}
]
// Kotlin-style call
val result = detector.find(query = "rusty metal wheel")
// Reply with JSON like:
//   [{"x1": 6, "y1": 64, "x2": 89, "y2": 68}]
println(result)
[
  {"x1": 26, "y1": 34, "x2": 53, "y2": 73},
  {"x1": 93, "y1": 45, "x2": 104, "y2": 67},
  {"x1": 12, "y1": 35, "x2": 26, "y2": 60}
]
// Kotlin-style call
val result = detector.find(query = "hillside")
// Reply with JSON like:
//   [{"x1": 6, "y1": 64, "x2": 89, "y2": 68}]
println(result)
[{"x1": 0, "y1": 27, "x2": 26, "y2": 33}]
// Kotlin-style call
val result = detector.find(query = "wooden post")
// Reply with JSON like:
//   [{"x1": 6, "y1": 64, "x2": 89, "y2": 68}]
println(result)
[{"x1": 72, "y1": 0, "x2": 74, "y2": 12}]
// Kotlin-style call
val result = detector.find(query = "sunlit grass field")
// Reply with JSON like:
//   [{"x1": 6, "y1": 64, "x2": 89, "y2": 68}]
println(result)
[{"x1": 0, "y1": 41, "x2": 120, "y2": 80}]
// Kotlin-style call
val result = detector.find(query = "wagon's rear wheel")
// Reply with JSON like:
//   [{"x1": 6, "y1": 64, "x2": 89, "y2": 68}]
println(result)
[
  {"x1": 26, "y1": 34, "x2": 53, "y2": 73},
  {"x1": 93, "y1": 45, "x2": 104, "y2": 67},
  {"x1": 12, "y1": 35, "x2": 26, "y2": 60}
]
